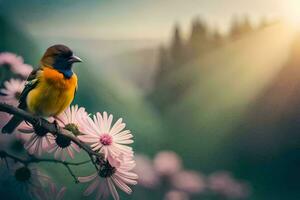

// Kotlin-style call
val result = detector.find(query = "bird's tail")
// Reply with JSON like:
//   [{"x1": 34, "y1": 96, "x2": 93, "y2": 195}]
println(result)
[{"x1": 2, "y1": 116, "x2": 23, "y2": 134}]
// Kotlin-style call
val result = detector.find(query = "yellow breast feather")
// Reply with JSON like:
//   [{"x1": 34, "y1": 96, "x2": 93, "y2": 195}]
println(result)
[{"x1": 26, "y1": 67, "x2": 77, "y2": 116}]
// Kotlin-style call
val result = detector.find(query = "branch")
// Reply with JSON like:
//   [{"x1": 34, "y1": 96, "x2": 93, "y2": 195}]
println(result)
[{"x1": 30, "y1": 157, "x2": 91, "y2": 166}]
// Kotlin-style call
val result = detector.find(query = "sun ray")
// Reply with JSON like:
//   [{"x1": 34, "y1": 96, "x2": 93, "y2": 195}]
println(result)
[{"x1": 284, "y1": 0, "x2": 300, "y2": 27}]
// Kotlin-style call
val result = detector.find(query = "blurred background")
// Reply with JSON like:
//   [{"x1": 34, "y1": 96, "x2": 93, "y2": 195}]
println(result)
[{"x1": 0, "y1": 0, "x2": 300, "y2": 199}]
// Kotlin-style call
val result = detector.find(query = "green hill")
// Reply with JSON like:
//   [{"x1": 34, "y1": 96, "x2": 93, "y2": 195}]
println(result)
[{"x1": 161, "y1": 23, "x2": 295, "y2": 167}]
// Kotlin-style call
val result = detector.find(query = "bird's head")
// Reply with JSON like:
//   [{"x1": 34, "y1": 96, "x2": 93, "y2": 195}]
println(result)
[{"x1": 40, "y1": 44, "x2": 82, "y2": 78}]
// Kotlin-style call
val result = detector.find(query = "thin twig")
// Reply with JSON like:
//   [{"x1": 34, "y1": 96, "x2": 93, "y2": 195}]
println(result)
[
  {"x1": 63, "y1": 164, "x2": 79, "y2": 183},
  {"x1": 1, "y1": 150, "x2": 90, "y2": 183},
  {"x1": 1, "y1": 150, "x2": 90, "y2": 166},
  {"x1": 29, "y1": 156, "x2": 91, "y2": 166},
  {"x1": 0, "y1": 150, "x2": 25, "y2": 163}
]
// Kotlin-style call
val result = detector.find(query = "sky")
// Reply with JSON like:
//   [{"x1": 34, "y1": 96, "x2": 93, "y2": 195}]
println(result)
[{"x1": 1, "y1": 0, "x2": 300, "y2": 40}]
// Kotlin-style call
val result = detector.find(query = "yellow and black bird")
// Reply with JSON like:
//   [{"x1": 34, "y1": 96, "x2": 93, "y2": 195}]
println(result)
[{"x1": 2, "y1": 44, "x2": 82, "y2": 134}]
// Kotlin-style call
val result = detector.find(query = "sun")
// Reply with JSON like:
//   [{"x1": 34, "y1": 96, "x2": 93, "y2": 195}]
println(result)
[{"x1": 284, "y1": 0, "x2": 300, "y2": 26}]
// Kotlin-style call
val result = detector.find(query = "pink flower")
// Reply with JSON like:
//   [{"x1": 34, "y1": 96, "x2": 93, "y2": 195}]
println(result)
[
  {"x1": 164, "y1": 190, "x2": 189, "y2": 200},
  {"x1": 0, "y1": 114, "x2": 26, "y2": 153},
  {"x1": 171, "y1": 170, "x2": 206, "y2": 194},
  {"x1": 78, "y1": 156, "x2": 138, "y2": 200},
  {"x1": 47, "y1": 105, "x2": 89, "y2": 161},
  {"x1": 0, "y1": 52, "x2": 32, "y2": 77},
  {"x1": 78, "y1": 111, "x2": 134, "y2": 161},
  {"x1": 47, "y1": 134, "x2": 81, "y2": 161},
  {"x1": 0, "y1": 162, "x2": 52, "y2": 198},
  {"x1": 208, "y1": 171, "x2": 250, "y2": 199},
  {"x1": 0, "y1": 132, "x2": 14, "y2": 151},
  {"x1": 34, "y1": 182, "x2": 66, "y2": 200},
  {"x1": 0, "y1": 133, "x2": 19, "y2": 166},
  {"x1": 55, "y1": 105, "x2": 89, "y2": 133},
  {"x1": 134, "y1": 154, "x2": 159, "y2": 188},
  {"x1": 18, "y1": 122, "x2": 53, "y2": 156},
  {"x1": 0, "y1": 112, "x2": 11, "y2": 130},
  {"x1": 0, "y1": 78, "x2": 25, "y2": 106},
  {"x1": 153, "y1": 151, "x2": 182, "y2": 176}
]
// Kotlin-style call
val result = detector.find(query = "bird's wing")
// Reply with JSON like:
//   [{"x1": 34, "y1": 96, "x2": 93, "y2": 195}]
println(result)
[{"x1": 19, "y1": 68, "x2": 40, "y2": 109}]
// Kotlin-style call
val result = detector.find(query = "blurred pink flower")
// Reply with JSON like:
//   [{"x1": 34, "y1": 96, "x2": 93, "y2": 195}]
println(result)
[
  {"x1": 164, "y1": 190, "x2": 189, "y2": 200},
  {"x1": 0, "y1": 112, "x2": 11, "y2": 130},
  {"x1": 0, "y1": 126, "x2": 18, "y2": 153},
  {"x1": 208, "y1": 171, "x2": 250, "y2": 199},
  {"x1": 0, "y1": 52, "x2": 32, "y2": 77},
  {"x1": 34, "y1": 182, "x2": 66, "y2": 200},
  {"x1": 18, "y1": 122, "x2": 53, "y2": 156},
  {"x1": 0, "y1": 133, "x2": 14, "y2": 151},
  {"x1": 153, "y1": 151, "x2": 182, "y2": 176},
  {"x1": 46, "y1": 105, "x2": 89, "y2": 161},
  {"x1": 0, "y1": 78, "x2": 25, "y2": 106},
  {"x1": 171, "y1": 170, "x2": 206, "y2": 194},
  {"x1": 78, "y1": 156, "x2": 138, "y2": 200},
  {"x1": 134, "y1": 154, "x2": 160, "y2": 188},
  {"x1": 78, "y1": 111, "x2": 134, "y2": 162},
  {"x1": 0, "y1": 162, "x2": 52, "y2": 198},
  {"x1": 0, "y1": 113, "x2": 24, "y2": 153}
]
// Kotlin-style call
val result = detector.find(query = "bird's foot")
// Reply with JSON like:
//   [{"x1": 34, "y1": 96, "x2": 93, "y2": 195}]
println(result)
[
  {"x1": 53, "y1": 119, "x2": 60, "y2": 133},
  {"x1": 35, "y1": 118, "x2": 42, "y2": 127}
]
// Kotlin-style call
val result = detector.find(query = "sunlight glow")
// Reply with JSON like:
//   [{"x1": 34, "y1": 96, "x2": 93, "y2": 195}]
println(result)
[{"x1": 285, "y1": 0, "x2": 300, "y2": 27}]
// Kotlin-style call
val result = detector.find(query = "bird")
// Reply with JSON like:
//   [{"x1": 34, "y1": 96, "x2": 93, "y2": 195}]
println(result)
[{"x1": 2, "y1": 44, "x2": 82, "y2": 134}]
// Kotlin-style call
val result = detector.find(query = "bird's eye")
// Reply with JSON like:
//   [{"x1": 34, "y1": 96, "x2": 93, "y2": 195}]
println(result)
[{"x1": 59, "y1": 51, "x2": 72, "y2": 59}]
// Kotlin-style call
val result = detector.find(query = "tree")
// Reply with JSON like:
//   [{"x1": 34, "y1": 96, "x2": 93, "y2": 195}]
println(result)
[
  {"x1": 211, "y1": 26, "x2": 224, "y2": 47},
  {"x1": 170, "y1": 23, "x2": 185, "y2": 67},
  {"x1": 240, "y1": 15, "x2": 252, "y2": 33},
  {"x1": 230, "y1": 15, "x2": 253, "y2": 39},
  {"x1": 230, "y1": 15, "x2": 242, "y2": 39},
  {"x1": 188, "y1": 17, "x2": 209, "y2": 57},
  {"x1": 152, "y1": 45, "x2": 170, "y2": 90}
]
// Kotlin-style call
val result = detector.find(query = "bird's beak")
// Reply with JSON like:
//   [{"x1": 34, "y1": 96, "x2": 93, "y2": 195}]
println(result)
[{"x1": 69, "y1": 55, "x2": 82, "y2": 63}]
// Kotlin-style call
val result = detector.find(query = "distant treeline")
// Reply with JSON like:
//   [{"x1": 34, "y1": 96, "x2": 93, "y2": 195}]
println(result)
[{"x1": 150, "y1": 16, "x2": 276, "y2": 111}]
